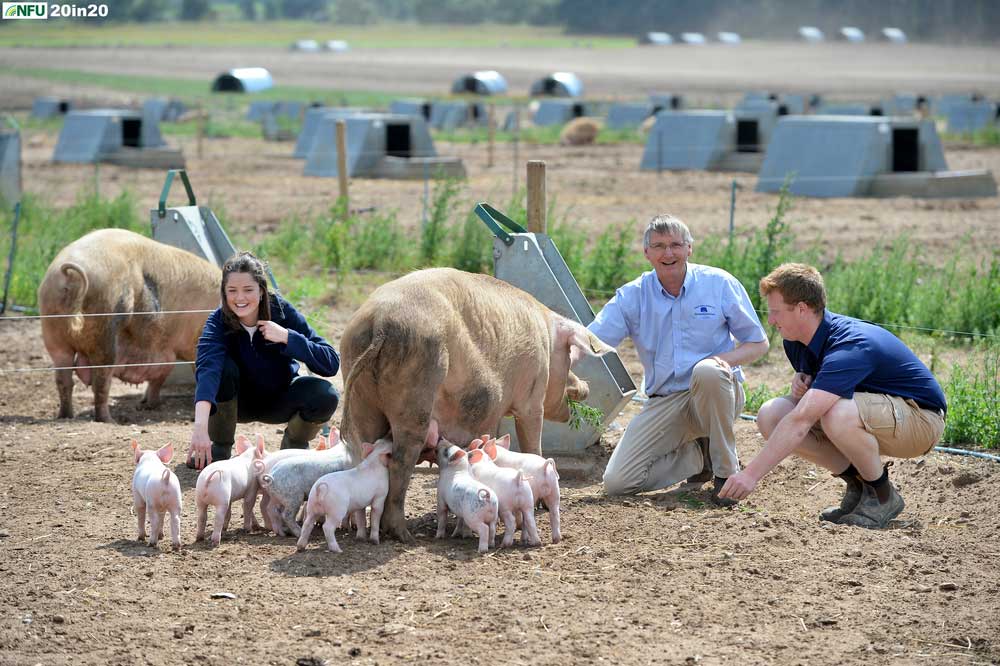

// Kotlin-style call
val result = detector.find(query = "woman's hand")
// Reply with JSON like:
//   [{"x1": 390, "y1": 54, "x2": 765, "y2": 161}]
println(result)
[
  {"x1": 187, "y1": 421, "x2": 212, "y2": 469},
  {"x1": 258, "y1": 320, "x2": 289, "y2": 344}
]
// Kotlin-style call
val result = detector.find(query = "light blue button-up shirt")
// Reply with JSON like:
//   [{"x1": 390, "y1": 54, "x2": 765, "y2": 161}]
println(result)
[{"x1": 587, "y1": 263, "x2": 767, "y2": 396}]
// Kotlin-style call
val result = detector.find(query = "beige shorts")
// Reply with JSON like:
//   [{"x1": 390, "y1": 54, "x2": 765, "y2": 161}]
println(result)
[{"x1": 812, "y1": 392, "x2": 946, "y2": 458}]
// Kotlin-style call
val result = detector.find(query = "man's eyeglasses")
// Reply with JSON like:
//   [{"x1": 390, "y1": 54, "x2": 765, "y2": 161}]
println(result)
[{"x1": 648, "y1": 241, "x2": 688, "y2": 253}]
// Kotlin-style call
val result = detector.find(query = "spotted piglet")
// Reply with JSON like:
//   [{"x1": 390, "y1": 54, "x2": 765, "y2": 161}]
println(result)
[
  {"x1": 468, "y1": 448, "x2": 541, "y2": 547},
  {"x1": 130, "y1": 440, "x2": 183, "y2": 549},
  {"x1": 435, "y1": 440, "x2": 498, "y2": 553},
  {"x1": 474, "y1": 434, "x2": 562, "y2": 544},
  {"x1": 251, "y1": 429, "x2": 338, "y2": 532},
  {"x1": 296, "y1": 438, "x2": 392, "y2": 553},
  {"x1": 195, "y1": 434, "x2": 265, "y2": 546}
]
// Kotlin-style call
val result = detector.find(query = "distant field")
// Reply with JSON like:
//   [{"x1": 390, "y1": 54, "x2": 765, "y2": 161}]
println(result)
[
  {"x1": 0, "y1": 20, "x2": 630, "y2": 49},
  {"x1": 12, "y1": 67, "x2": 406, "y2": 106}
]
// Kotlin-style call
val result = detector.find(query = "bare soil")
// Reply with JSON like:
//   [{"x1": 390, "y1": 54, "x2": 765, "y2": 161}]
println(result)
[{"x1": 2, "y1": 43, "x2": 1000, "y2": 666}]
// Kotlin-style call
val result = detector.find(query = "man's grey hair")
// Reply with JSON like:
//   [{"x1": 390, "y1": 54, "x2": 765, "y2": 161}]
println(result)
[{"x1": 643, "y1": 215, "x2": 694, "y2": 248}]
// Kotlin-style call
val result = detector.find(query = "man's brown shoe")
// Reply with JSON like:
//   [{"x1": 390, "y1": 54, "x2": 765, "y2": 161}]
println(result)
[
  {"x1": 819, "y1": 474, "x2": 863, "y2": 523},
  {"x1": 838, "y1": 483, "x2": 905, "y2": 529}
]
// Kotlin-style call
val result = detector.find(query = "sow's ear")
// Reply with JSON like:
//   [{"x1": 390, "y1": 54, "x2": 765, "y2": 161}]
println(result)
[{"x1": 560, "y1": 319, "x2": 615, "y2": 367}]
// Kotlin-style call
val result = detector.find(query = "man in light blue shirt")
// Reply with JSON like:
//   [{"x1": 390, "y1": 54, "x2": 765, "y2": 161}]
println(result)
[{"x1": 588, "y1": 215, "x2": 769, "y2": 504}]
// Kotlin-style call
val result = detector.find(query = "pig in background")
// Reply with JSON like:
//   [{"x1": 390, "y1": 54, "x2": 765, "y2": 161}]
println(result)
[
  {"x1": 131, "y1": 439, "x2": 182, "y2": 550},
  {"x1": 471, "y1": 434, "x2": 562, "y2": 544},
  {"x1": 195, "y1": 434, "x2": 265, "y2": 546},
  {"x1": 296, "y1": 438, "x2": 392, "y2": 553},
  {"x1": 435, "y1": 439, "x2": 499, "y2": 553},
  {"x1": 38, "y1": 229, "x2": 220, "y2": 423}
]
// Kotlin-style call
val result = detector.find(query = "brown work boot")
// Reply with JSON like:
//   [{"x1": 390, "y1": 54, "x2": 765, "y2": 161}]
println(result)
[
  {"x1": 838, "y1": 483, "x2": 905, "y2": 529},
  {"x1": 710, "y1": 476, "x2": 738, "y2": 507},
  {"x1": 685, "y1": 438, "x2": 713, "y2": 485},
  {"x1": 819, "y1": 473, "x2": 864, "y2": 523}
]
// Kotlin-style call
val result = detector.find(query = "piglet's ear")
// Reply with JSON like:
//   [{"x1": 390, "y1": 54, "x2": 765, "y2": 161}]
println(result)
[
  {"x1": 316, "y1": 434, "x2": 327, "y2": 451},
  {"x1": 468, "y1": 438, "x2": 483, "y2": 450},
  {"x1": 449, "y1": 449, "x2": 466, "y2": 463},
  {"x1": 328, "y1": 427, "x2": 341, "y2": 448},
  {"x1": 496, "y1": 434, "x2": 512, "y2": 450},
  {"x1": 255, "y1": 434, "x2": 266, "y2": 456},
  {"x1": 362, "y1": 442, "x2": 374, "y2": 459},
  {"x1": 234, "y1": 434, "x2": 250, "y2": 454},
  {"x1": 468, "y1": 449, "x2": 483, "y2": 464},
  {"x1": 156, "y1": 442, "x2": 174, "y2": 464},
  {"x1": 483, "y1": 441, "x2": 497, "y2": 459},
  {"x1": 131, "y1": 440, "x2": 142, "y2": 464}
]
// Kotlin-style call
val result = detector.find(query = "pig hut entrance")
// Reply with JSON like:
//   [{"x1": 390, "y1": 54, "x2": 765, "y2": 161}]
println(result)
[
  {"x1": 386, "y1": 123, "x2": 412, "y2": 158},
  {"x1": 736, "y1": 119, "x2": 760, "y2": 153},
  {"x1": 892, "y1": 128, "x2": 920, "y2": 172},
  {"x1": 122, "y1": 118, "x2": 143, "y2": 148}
]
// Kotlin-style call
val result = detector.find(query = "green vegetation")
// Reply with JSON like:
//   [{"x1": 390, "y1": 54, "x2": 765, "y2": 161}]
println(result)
[
  {"x1": 0, "y1": 20, "x2": 628, "y2": 49},
  {"x1": 0, "y1": 192, "x2": 146, "y2": 309},
  {"x1": 743, "y1": 383, "x2": 783, "y2": 415},
  {"x1": 568, "y1": 399, "x2": 605, "y2": 431},
  {"x1": 13, "y1": 67, "x2": 401, "y2": 109},
  {"x1": 941, "y1": 344, "x2": 1000, "y2": 449},
  {"x1": 941, "y1": 126, "x2": 1000, "y2": 147},
  {"x1": 436, "y1": 125, "x2": 645, "y2": 146},
  {"x1": 3, "y1": 183, "x2": 998, "y2": 448}
]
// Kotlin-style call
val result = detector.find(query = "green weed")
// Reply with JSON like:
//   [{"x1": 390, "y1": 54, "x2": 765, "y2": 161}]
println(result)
[{"x1": 941, "y1": 343, "x2": 1000, "y2": 449}]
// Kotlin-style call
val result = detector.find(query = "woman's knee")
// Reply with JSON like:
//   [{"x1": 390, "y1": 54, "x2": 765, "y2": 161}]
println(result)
[{"x1": 294, "y1": 377, "x2": 340, "y2": 422}]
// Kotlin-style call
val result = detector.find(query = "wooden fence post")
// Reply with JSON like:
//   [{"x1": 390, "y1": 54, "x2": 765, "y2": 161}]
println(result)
[{"x1": 526, "y1": 160, "x2": 546, "y2": 234}]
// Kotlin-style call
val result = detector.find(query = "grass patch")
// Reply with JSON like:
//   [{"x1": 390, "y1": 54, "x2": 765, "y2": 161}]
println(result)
[
  {"x1": 437, "y1": 125, "x2": 645, "y2": 146},
  {"x1": 0, "y1": 192, "x2": 146, "y2": 310},
  {"x1": 0, "y1": 21, "x2": 633, "y2": 49},
  {"x1": 13, "y1": 67, "x2": 402, "y2": 108},
  {"x1": 941, "y1": 343, "x2": 1000, "y2": 449},
  {"x1": 941, "y1": 125, "x2": 1000, "y2": 146}
]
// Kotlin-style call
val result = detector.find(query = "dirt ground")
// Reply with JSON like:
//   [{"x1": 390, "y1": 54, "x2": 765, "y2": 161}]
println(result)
[{"x1": 2, "y1": 43, "x2": 1000, "y2": 665}]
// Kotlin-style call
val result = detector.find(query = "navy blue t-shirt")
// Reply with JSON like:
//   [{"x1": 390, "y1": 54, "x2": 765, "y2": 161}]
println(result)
[{"x1": 783, "y1": 311, "x2": 946, "y2": 413}]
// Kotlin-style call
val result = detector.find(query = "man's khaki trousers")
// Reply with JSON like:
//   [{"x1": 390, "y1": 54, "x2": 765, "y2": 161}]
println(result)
[{"x1": 603, "y1": 359, "x2": 745, "y2": 495}]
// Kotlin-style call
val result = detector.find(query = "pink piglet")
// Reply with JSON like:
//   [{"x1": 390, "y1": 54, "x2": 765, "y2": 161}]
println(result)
[{"x1": 131, "y1": 440, "x2": 183, "y2": 550}]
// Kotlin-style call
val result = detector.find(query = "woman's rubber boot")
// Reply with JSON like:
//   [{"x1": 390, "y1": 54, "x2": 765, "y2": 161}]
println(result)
[
  {"x1": 280, "y1": 413, "x2": 323, "y2": 450},
  {"x1": 207, "y1": 399, "x2": 238, "y2": 461}
]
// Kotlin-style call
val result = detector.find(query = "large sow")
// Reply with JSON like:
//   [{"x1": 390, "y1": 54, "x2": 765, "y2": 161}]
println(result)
[
  {"x1": 339, "y1": 267, "x2": 611, "y2": 542},
  {"x1": 38, "y1": 229, "x2": 220, "y2": 422}
]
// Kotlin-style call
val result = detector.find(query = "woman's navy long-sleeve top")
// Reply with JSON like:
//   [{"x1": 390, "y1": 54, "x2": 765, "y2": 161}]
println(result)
[{"x1": 194, "y1": 295, "x2": 339, "y2": 406}]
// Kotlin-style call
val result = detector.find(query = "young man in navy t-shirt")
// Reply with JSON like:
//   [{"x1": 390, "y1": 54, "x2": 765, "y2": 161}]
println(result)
[{"x1": 718, "y1": 264, "x2": 946, "y2": 529}]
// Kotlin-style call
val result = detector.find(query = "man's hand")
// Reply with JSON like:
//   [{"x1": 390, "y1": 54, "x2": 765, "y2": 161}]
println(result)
[
  {"x1": 258, "y1": 320, "x2": 289, "y2": 344},
  {"x1": 718, "y1": 470, "x2": 758, "y2": 501},
  {"x1": 710, "y1": 355, "x2": 732, "y2": 374},
  {"x1": 791, "y1": 372, "x2": 813, "y2": 400},
  {"x1": 187, "y1": 423, "x2": 212, "y2": 470}
]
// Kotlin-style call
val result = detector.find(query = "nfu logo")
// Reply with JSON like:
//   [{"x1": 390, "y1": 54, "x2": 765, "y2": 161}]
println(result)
[{"x1": 3, "y1": 2, "x2": 49, "y2": 18}]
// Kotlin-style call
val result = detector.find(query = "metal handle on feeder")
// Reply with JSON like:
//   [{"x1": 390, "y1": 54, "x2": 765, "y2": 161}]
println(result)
[
  {"x1": 157, "y1": 169, "x2": 197, "y2": 218},
  {"x1": 474, "y1": 202, "x2": 526, "y2": 247}
]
